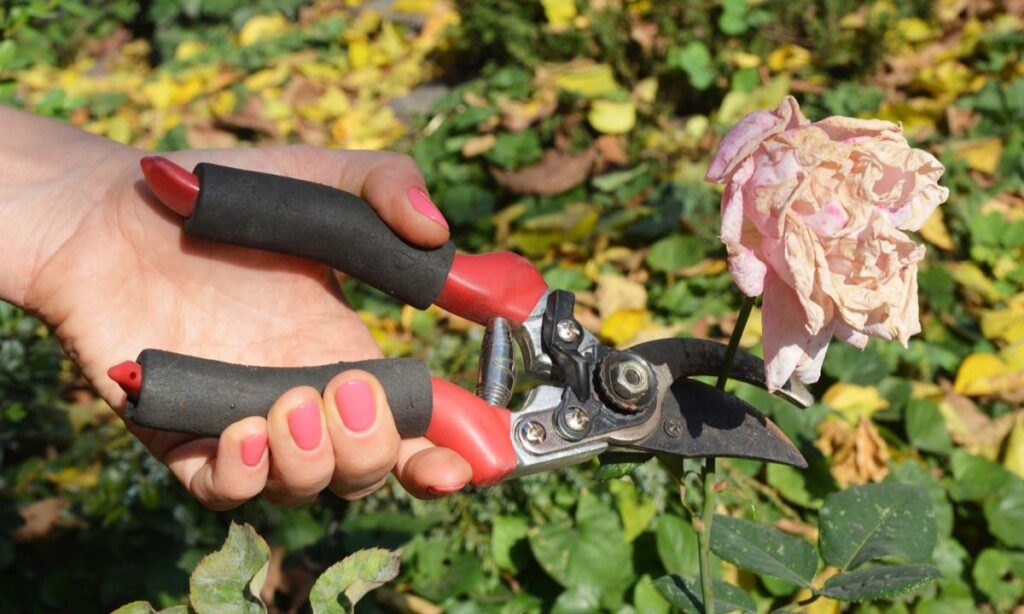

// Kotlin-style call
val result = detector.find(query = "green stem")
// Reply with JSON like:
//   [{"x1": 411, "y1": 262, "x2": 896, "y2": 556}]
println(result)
[{"x1": 699, "y1": 295, "x2": 756, "y2": 614}]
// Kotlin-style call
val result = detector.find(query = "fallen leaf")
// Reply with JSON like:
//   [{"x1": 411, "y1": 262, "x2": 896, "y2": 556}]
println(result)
[
  {"x1": 238, "y1": 13, "x2": 290, "y2": 46},
  {"x1": 12, "y1": 498, "x2": 68, "y2": 542},
  {"x1": 541, "y1": 0, "x2": 577, "y2": 29},
  {"x1": 822, "y1": 383, "x2": 890, "y2": 422},
  {"x1": 939, "y1": 381, "x2": 1021, "y2": 459},
  {"x1": 918, "y1": 209, "x2": 955, "y2": 251},
  {"x1": 815, "y1": 416, "x2": 890, "y2": 487},
  {"x1": 600, "y1": 308, "x2": 652, "y2": 347},
  {"x1": 1005, "y1": 414, "x2": 1024, "y2": 479},
  {"x1": 589, "y1": 99, "x2": 636, "y2": 134},
  {"x1": 947, "y1": 262, "x2": 1002, "y2": 303},
  {"x1": 767, "y1": 44, "x2": 812, "y2": 72},
  {"x1": 953, "y1": 352, "x2": 1024, "y2": 396},
  {"x1": 492, "y1": 148, "x2": 596, "y2": 195},
  {"x1": 462, "y1": 133, "x2": 497, "y2": 157},
  {"x1": 498, "y1": 90, "x2": 558, "y2": 132},
  {"x1": 950, "y1": 137, "x2": 1004, "y2": 174},
  {"x1": 595, "y1": 274, "x2": 648, "y2": 318},
  {"x1": 595, "y1": 134, "x2": 629, "y2": 165},
  {"x1": 550, "y1": 61, "x2": 622, "y2": 98}
]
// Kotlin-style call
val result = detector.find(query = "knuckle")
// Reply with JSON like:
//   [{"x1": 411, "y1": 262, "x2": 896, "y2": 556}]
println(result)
[
  {"x1": 336, "y1": 445, "x2": 397, "y2": 480},
  {"x1": 332, "y1": 477, "x2": 388, "y2": 501}
]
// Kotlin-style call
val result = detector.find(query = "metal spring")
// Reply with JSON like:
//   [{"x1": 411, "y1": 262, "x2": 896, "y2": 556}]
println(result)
[{"x1": 476, "y1": 317, "x2": 516, "y2": 407}]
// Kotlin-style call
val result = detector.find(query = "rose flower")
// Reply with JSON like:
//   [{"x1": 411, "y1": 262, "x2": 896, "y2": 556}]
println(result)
[{"x1": 705, "y1": 96, "x2": 949, "y2": 391}]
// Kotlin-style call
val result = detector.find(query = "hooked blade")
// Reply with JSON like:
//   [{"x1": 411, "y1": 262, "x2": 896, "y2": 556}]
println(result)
[
  {"x1": 630, "y1": 377, "x2": 807, "y2": 467},
  {"x1": 628, "y1": 338, "x2": 813, "y2": 408}
]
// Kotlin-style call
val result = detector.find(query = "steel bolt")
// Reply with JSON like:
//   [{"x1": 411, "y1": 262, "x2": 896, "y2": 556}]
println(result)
[
  {"x1": 611, "y1": 359, "x2": 650, "y2": 402},
  {"x1": 555, "y1": 319, "x2": 582, "y2": 344},
  {"x1": 563, "y1": 407, "x2": 590, "y2": 433},
  {"x1": 663, "y1": 419, "x2": 683, "y2": 439},
  {"x1": 522, "y1": 421, "x2": 547, "y2": 445}
]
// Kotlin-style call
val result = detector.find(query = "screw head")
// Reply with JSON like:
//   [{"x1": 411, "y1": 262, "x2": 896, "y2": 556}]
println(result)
[
  {"x1": 611, "y1": 360, "x2": 650, "y2": 402},
  {"x1": 563, "y1": 407, "x2": 590, "y2": 433},
  {"x1": 522, "y1": 421, "x2": 547, "y2": 445},
  {"x1": 663, "y1": 418, "x2": 683, "y2": 438},
  {"x1": 555, "y1": 319, "x2": 582, "y2": 343}
]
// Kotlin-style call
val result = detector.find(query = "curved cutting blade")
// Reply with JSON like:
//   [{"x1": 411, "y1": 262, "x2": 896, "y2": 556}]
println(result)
[
  {"x1": 628, "y1": 337, "x2": 813, "y2": 408},
  {"x1": 625, "y1": 377, "x2": 807, "y2": 467}
]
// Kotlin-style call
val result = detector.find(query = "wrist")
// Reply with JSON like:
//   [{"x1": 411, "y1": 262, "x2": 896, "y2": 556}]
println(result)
[{"x1": 0, "y1": 106, "x2": 136, "y2": 308}]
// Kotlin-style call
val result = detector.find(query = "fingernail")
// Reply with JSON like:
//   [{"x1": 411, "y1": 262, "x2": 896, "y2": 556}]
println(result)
[
  {"x1": 407, "y1": 187, "x2": 449, "y2": 231},
  {"x1": 335, "y1": 380, "x2": 376, "y2": 433},
  {"x1": 241, "y1": 433, "x2": 267, "y2": 466},
  {"x1": 427, "y1": 484, "x2": 465, "y2": 497},
  {"x1": 287, "y1": 401, "x2": 322, "y2": 450}
]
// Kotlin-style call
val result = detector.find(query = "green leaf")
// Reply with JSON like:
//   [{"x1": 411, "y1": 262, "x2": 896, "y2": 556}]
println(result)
[
  {"x1": 633, "y1": 574, "x2": 671, "y2": 614},
  {"x1": 111, "y1": 602, "x2": 157, "y2": 614},
  {"x1": 766, "y1": 461, "x2": 835, "y2": 510},
  {"x1": 491, "y1": 515, "x2": 530, "y2": 572},
  {"x1": 667, "y1": 42, "x2": 715, "y2": 90},
  {"x1": 655, "y1": 515, "x2": 699, "y2": 576},
  {"x1": 529, "y1": 493, "x2": 635, "y2": 607},
  {"x1": 709, "y1": 515, "x2": 817, "y2": 586},
  {"x1": 983, "y1": 478, "x2": 1024, "y2": 547},
  {"x1": 905, "y1": 400, "x2": 952, "y2": 453},
  {"x1": 815, "y1": 565, "x2": 941, "y2": 601},
  {"x1": 609, "y1": 480, "x2": 656, "y2": 542},
  {"x1": 190, "y1": 523, "x2": 269, "y2": 614},
  {"x1": 485, "y1": 130, "x2": 542, "y2": 169},
  {"x1": 309, "y1": 548, "x2": 401, "y2": 614},
  {"x1": 653, "y1": 574, "x2": 756, "y2": 613},
  {"x1": 552, "y1": 584, "x2": 602, "y2": 614},
  {"x1": 646, "y1": 234, "x2": 706, "y2": 273},
  {"x1": 819, "y1": 482, "x2": 936, "y2": 571},
  {"x1": 972, "y1": 548, "x2": 1024, "y2": 610},
  {"x1": 949, "y1": 450, "x2": 1016, "y2": 501}
]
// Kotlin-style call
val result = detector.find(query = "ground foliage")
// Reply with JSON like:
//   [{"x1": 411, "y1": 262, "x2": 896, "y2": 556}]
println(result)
[{"x1": 2, "y1": 0, "x2": 1024, "y2": 611}]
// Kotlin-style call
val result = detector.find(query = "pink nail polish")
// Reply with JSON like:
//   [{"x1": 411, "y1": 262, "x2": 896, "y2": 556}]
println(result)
[
  {"x1": 287, "y1": 401, "x2": 322, "y2": 450},
  {"x1": 241, "y1": 433, "x2": 267, "y2": 466},
  {"x1": 427, "y1": 484, "x2": 465, "y2": 497},
  {"x1": 335, "y1": 380, "x2": 376, "y2": 432},
  {"x1": 407, "y1": 187, "x2": 449, "y2": 231}
]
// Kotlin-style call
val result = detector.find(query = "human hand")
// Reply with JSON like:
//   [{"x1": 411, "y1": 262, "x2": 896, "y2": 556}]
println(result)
[{"x1": 1, "y1": 109, "x2": 472, "y2": 509}]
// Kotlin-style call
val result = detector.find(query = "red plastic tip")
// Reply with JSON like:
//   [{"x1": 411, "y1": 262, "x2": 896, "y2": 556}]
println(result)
[
  {"x1": 140, "y1": 156, "x2": 199, "y2": 217},
  {"x1": 108, "y1": 361, "x2": 143, "y2": 399}
]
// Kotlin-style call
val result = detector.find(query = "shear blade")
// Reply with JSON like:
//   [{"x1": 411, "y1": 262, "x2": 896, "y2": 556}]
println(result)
[
  {"x1": 635, "y1": 378, "x2": 807, "y2": 468},
  {"x1": 628, "y1": 338, "x2": 813, "y2": 408}
]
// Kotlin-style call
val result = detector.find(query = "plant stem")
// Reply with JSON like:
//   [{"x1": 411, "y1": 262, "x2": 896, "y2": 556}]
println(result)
[{"x1": 699, "y1": 295, "x2": 756, "y2": 614}]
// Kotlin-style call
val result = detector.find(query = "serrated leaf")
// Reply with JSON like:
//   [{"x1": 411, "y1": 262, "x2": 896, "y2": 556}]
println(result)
[
  {"x1": 653, "y1": 574, "x2": 756, "y2": 614},
  {"x1": 190, "y1": 522, "x2": 269, "y2": 614},
  {"x1": 815, "y1": 565, "x2": 940, "y2": 601},
  {"x1": 309, "y1": 548, "x2": 401, "y2": 614},
  {"x1": 609, "y1": 480, "x2": 656, "y2": 542},
  {"x1": 709, "y1": 515, "x2": 817, "y2": 586},
  {"x1": 819, "y1": 483, "x2": 936, "y2": 571},
  {"x1": 491, "y1": 515, "x2": 529, "y2": 572}
]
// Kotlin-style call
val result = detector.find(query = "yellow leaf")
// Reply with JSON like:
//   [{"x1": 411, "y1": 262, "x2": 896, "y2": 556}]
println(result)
[
  {"x1": 822, "y1": 383, "x2": 890, "y2": 422},
  {"x1": 210, "y1": 90, "x2": 237, "y2": 117},
  {"x1": 947, "y1": 262, "x2": 1001, "y2": 303},
  {"x1": 632, "y1": 77, "x2": 658, "y2": 104},
  {"x1": 918, "y1": 209, "x2": 955, "y2": 251},
  {"x1": 238, "y1": 12, "x2": 290, "y2": 47},
  {"x1": 107, "y1": 115, "x2": 132, "y2": 144},
  {"x1": 717, "y1": 75, "x2": 791, "y2": 126},
  {"x1": 981, "y1": 301, "x2": 1024, "y2": 344},
  {"x1": 174, "y1": 40, "x2": 206, "y2": 61},
  {"x1": 348, "y1": 38, "x2": 371, "y2": 69},
  {"x1": 1004, "y1": 414, "x2": 1024, "y2": 479},
  {"x1": 600, "y1": 309, "x2": 651, "y2": 347},
  {"x1": 896, "y1": 17, "x2": 936, "y2": 43},
  {"x1": 730, "y1": 52, "x2": 761, "y2": 69},
  {"x1": 953, "y1": 352, "x2": 1024, "y2": 396},
  {"x1": 554, "y1": 62, "x2": 622, "y2": 98},
  {"x1": 767, "y1": 44, "x2": 811, "y2": 72},
  {"x1": 541, "y1": 0, "x2": 577, "y2": 28},
  {"x1": 595, "y1": 275, "x2": 647, "y2": 318},
  {"x1": 951, "y1": 138, "x2": 1004, "y2": 174},
  {"x1": 48, "y1": 463, "x2": 100, "y2": 489},
  {"x1": 243, "y1": 65, "x2": 289, "y2": 92},
  {"x1": 588, "y1": 99, "x2": 636, "y2": 134}
]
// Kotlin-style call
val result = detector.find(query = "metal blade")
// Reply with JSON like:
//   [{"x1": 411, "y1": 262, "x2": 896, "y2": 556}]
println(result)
[
  {"x1": 625, "y1": 377, "x2": 807, "y2": 467},
  {"x1": 628, "y1": 338, "x2": 813, "y2": 408}
]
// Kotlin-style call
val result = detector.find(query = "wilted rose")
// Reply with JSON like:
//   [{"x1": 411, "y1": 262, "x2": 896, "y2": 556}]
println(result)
[{"x1": 705, "y1": 96, "x2": 948, "y2": 390}]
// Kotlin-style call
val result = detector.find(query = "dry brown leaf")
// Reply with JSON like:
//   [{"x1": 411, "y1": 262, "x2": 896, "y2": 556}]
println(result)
[
  {"x1": 595, "y1": 134, "x2": 629, "y2": 165},
  {"x1": 595, "y1": 274, "x2": 647, "y2": 318},
  {"x1": 12, "y1": 498, "x2": 68, "y2": 542},
  {"x1": 462, "y1": 133, "x2": 497, "y2": 157},
  {"x1": 491, "y1": 148, "x2": 597, "y2": 196},
  {"x1": 498, "y1": 90, "x2": 558, "y2": 132},
  {"x1": 216, "y1": 95, "x2": 278, "y2": 137},
  {"x1": 630, "y1": 21, "x2": 660, "y2": 51},
  {"x1": 939, "y1": 380, "x2": 1021, "y2": 458},
  {"x1": 815, "y1": 417, "x2": 890, "y2": 487},
  {"x1": 185, "y1": 118, "x2": 239, "y2": 149},
  {"x1": 946, "y1": 106, "x2": 979, "y2": 137}
]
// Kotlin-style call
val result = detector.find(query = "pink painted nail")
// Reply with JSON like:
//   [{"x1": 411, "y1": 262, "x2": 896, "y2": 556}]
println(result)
[
  {"x1": 335, "y1": 380, "x2": 376, "y2": 433},
  {"x1": 407, "y1": 187, "x2": 449, "y2": 231},
  {"x1": 241, "y1": 433, "x2": 267, "y2": 466},
  {"x1": 287, "y1": 401, "x2": 322, "y2": 450},
  {"x1": 427, "y1": 484, "x2": 465, "y2": 497}
]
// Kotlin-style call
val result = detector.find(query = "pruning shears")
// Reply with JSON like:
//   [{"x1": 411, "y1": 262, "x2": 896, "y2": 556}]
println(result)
[{"x1": 110, "y1": 157, "x2": 812, "y2": 487}]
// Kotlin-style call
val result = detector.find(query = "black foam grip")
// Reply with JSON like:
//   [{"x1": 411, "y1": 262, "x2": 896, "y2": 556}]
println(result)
[
  {"x1": 185, "y1": 163, "x2": 456, "y2": 309},
  {"x1": 126, "y1": 350, "x2": 433, "y2": 438}
]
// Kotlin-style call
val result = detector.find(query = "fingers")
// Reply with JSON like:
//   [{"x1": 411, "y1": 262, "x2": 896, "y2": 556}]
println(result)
[
  {"x1": 394, "y1": 437, "x2": 473, "y2": 499},
  {"x1": 310, "y1": 149, "x2": 450, "y2": 249},
  {"x1": 164, "y1": 416, "x2": 269, "y2": 511},
  {"x1": 321, "y1": 370, "x2": 402, "y2": 500},
  {"x1": 264, "y1": 386, "x2": 335, "y2": 507}
]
